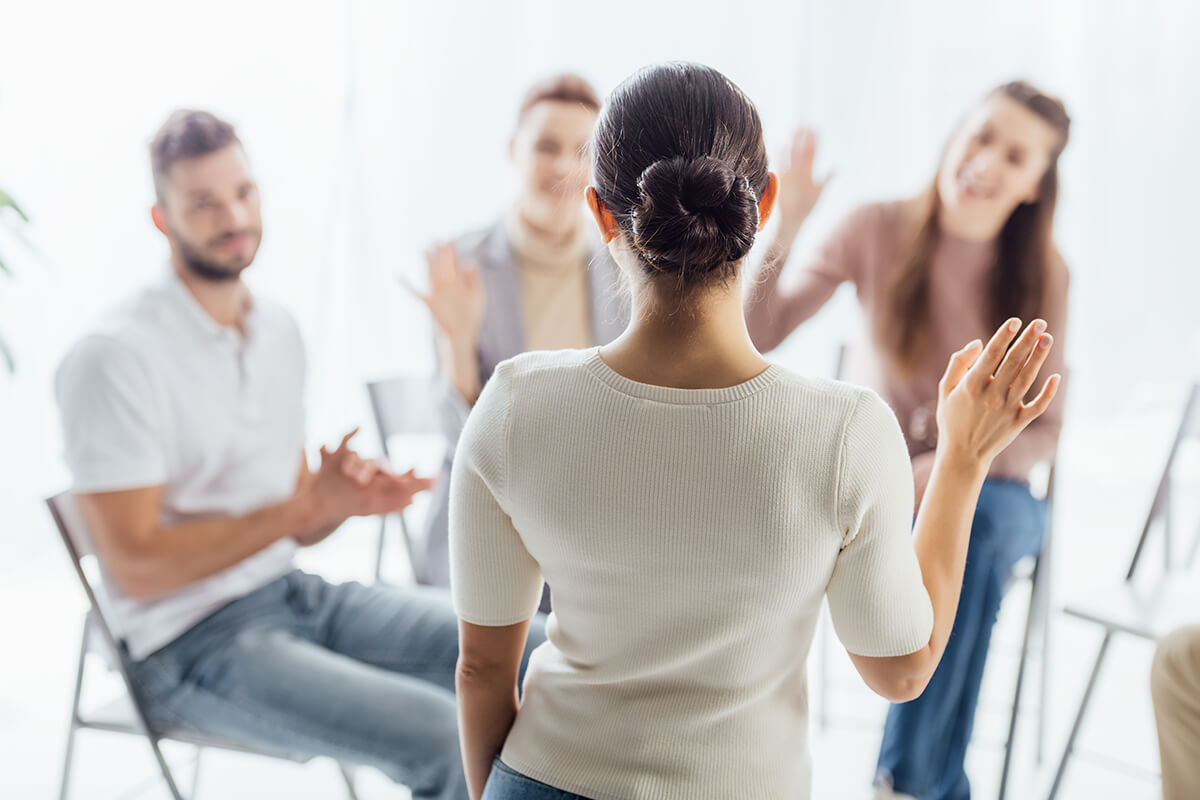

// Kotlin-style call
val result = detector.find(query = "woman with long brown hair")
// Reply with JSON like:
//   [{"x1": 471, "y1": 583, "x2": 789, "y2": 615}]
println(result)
[{"x1": 745, "y1": 82, "x2": 1071, "y2": 800}]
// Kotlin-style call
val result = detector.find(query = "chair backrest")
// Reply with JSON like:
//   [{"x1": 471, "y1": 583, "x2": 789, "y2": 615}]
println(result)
[
  {"x1": 46, "y1": 493, "x2": 123, "y2": 652},
  {"x1": 1126, "y1": 383, "x2": 1200, "y2": 581},
  {"x1": 366, "y1": 375, "x2": 445, "y2": 455},
  {"x1": 46, "y1": 492, "x2": 160, "y2": 709},
  {"x1": 366, "y1": 376, "x2": 449, "y2": 581}
]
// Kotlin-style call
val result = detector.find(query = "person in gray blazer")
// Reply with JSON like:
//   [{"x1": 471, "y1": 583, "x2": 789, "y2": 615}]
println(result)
[{"x1": 414, "y1": 74, "x2": 628, "y2": 604}]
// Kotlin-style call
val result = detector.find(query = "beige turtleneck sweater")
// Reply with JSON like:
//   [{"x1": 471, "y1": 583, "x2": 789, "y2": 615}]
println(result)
[{"x1": 507, "y1": 210, "x2": 594, "y2": 352}]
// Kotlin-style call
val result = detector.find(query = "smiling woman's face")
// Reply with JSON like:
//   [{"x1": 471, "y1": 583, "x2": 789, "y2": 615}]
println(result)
[{"x1": 936, "y1": 93, "x2": 1060, "y2": 233}]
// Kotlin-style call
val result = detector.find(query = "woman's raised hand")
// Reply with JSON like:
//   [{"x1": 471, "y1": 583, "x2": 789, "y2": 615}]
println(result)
[
  {"x1": 935, "y1": 318, "x2": 1061, "y2": 467},
  {"x1": 774, "y1": 127, "x2": 833, "y2": 239}
]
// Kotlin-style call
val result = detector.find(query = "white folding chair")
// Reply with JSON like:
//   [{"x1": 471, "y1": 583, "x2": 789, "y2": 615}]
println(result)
[
  {"x1": 365, "y1": 375, "x2": 448, "y2": 584},
  {"x1": 1046, "y1": 384, "x2": 1200, "y2": 798},
  {"x1": 47, "y1": 492, "x2": 360, "y2": 800}
]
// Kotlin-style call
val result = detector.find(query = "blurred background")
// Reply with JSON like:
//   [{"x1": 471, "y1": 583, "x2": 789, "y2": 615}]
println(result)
[{"x1": 1, "y1": 0, "x2": 1197, "y2": 797}]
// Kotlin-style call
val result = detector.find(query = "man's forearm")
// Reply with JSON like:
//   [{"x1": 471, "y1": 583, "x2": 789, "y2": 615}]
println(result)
[{"x1": 108, "y1": 493, "x2": 322, "y2": 598}]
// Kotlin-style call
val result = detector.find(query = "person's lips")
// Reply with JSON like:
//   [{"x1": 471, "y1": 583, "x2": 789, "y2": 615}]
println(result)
[
  {"x1": 956, "y1": 170, "x2": 995, "y2": 200},
  {"x1": 213, "y1": 231, "x2": 256, "y2": 251}
]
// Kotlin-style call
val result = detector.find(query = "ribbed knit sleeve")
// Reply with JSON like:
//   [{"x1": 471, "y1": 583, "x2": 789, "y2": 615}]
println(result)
[
  {"x1": 449, "y1": 361, "x2": 545, "y2": 626},
  {"x1": 826, "y1": 389, "x2": 934, "y2": 657}
]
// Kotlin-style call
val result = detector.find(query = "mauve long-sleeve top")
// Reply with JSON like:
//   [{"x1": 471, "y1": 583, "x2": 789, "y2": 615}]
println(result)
[{"x1": 745, "y1": 199, "x2": 1068, "y2": 480}]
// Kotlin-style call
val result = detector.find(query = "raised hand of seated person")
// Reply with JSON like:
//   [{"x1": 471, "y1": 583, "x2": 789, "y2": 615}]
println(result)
[
  {"x1": 414, "y1": 241, "x2": 486, "y2": 346},
  {"x1": 773, "y1": 126, "x2": 833, "y2": 240}
]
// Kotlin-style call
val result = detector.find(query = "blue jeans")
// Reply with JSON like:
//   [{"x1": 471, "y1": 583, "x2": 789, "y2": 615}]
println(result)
[
  {"x1": 125, "y1": 570, "x2": 546, "y2": 800},
  {"x1": 482, "y1": 759, "x2": 593, "y2": 800},
  {"x1": 876, "y1": 479, "x2": 1046, "y2": 800}
]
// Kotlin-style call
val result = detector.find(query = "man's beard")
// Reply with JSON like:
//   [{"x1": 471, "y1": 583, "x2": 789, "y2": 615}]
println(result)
[{"x1": 172, "y1": 226, "x2": 261, "y2": 283}]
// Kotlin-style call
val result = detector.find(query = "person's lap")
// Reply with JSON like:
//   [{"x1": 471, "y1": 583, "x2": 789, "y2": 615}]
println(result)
[{"x1": 125, "y1": 570, "x2": 545, "y2": 797}]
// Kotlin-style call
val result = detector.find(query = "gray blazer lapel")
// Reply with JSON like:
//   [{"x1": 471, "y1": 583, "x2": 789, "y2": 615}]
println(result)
[
  {"x1": 461, "y1": 220, "x2": 526, "y2": 381},
  {"x1": 461, "y1": 218, "x2": 630, "y2": 384}
]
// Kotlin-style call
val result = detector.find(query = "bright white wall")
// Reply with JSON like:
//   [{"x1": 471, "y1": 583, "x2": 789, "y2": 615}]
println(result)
[{"x1": 1, "y1": 0, "x2": 1197, "y2": 563}]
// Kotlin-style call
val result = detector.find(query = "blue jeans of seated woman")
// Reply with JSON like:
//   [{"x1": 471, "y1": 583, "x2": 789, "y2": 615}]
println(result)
[
  {"x1": 482, "y1": 759, "x2": 593, "y2": 800},
  {"x1": 125, "y1": 570, "x2": 545, "y2": 800},
  {"x1": 876, "y1": 479, "x2": 1046, "y2": 800}
]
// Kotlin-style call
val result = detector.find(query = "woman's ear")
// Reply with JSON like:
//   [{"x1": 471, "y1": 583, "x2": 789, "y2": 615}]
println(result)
[
  {"x1": 586, "y1": 187, "x2": 620, "y2": 243},
  {"x1": 757, "y1": 172, "x2": 779, "y2": 232}
]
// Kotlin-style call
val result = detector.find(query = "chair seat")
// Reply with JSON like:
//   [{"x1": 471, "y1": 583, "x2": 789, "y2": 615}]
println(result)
[
  {"x1": 1062, "y1": 572, "x2": 1200, "y2": 641},
  {"x1": 79, "y1": 692, "x2": 307, "y2": 762}
]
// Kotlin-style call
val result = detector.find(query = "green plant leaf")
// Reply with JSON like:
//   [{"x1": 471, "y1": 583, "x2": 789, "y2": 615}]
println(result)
[
  {"x1": 0, "y1": 188, "x2": 30, "y2": 222},
  {"x1": 0, "y1": 253, "x2": 10, "y2": 276},
  {"x1": 0, "y1": 330, "x2": 14, "y2": 373}
]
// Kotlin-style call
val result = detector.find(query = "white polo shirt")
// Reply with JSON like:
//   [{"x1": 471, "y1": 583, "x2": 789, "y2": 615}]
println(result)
[{"x1": 55, "y1": 269, "x2": 306, "y2": 659}]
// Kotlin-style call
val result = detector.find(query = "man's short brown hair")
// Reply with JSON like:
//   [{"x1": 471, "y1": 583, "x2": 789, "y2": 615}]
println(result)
[{"x1": 150, "y1": 110, "x2": 241, "y2": 203}]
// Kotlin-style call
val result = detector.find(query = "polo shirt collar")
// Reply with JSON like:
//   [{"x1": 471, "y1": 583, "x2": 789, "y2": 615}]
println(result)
[{"x1": 162, "y1": 267, "x2": 258, "y2": 343}]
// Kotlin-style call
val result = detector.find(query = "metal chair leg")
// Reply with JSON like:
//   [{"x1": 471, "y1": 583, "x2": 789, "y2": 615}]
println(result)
[
  {"x1": 399, "y1": 512, "x2": 422, "y2": 585},
  {"x1": 190, "y1": 747, "x2": 203, "y2": 799},
  {"x1": 373, "y1": 515, "x2": 386, "y2": 583},
  {"x1": 144, "y1": 735, "x2": 187, "y2": 800},
  {"x1": 1035, "y1": 507, "x2": 1056, "y2": 765},
  {"x1": 1186, "y1": 517, "x2": 1200, "y2": 569},
  {"x1": 339, "y1": 764, "x2": 360, "y2": 800},
  {"x1": 59, "y1": 620, "x2": 90, "y2": 800},
  {"x1": 1047, "y1": 632, "x2": 1112, "y2": 800},
  {"x1": 1035, "y1": 582, "x2": 1051, "y2": 764},
  {"x1": 998, "y1": 559, "x2": 1041, "y2": 800},
  {"x1": 58, "y1": 719, "x2": 79, "y2": 800}
]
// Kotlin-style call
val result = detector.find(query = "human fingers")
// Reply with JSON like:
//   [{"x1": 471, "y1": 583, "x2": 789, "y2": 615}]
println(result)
[
  {"x1": 966, "y1": 318, "x2": 1021, "y2": 394},
  {"x1": 993, "y1": 319, "x2": 1047, "y2": 396},
  {"x1": 939, "y1": 338, "x2": 983, "y2": 398}
]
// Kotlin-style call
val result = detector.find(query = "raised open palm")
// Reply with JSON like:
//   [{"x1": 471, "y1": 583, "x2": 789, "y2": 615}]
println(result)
[
  {"x1": 408, "y1": 241, "x2": 486, "y2": 344},
  {"x1": 775, "y1": 127, "x2": 833, "y2": 236},
  {"x1": 936, "y1": 318, "x2": 1061, "y2": 465}
]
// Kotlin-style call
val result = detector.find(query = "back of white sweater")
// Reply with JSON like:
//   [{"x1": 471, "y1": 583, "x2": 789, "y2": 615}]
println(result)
[{"x1": 451, "y1": 348, "x2": 932, "y2": 800}]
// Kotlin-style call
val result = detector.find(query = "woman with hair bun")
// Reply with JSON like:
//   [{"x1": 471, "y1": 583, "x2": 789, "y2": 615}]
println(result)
[{"x1": 450, "y1": 62, "x2": 1060, "y2": 800}]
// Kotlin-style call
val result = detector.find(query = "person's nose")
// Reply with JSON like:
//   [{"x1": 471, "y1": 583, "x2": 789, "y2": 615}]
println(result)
[
  {"x1": 968, "y1": 148, "x2": 1000, "y2": 180},
  {"x1": 226, "y1": 200, "x2": 252, "y2": 230}
]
